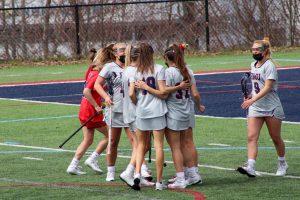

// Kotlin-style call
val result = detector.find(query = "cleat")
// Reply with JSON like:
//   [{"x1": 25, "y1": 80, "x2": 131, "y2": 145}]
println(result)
[
  {"x1": 168, "y1": 178, "x2": 187, "y2": 189},
  {"x1": 106, "y1": 171, "x2": 115, "y2": 182},
  {"x1": 276, "y1": 161, "x2": 288, "y2": 176},
  {"x1": 237, "y1": 162, "x2": 256, "y2": 178},
  {"x1": 120, "y1": 171, "x2": 134, "y2": 187},
  {"x1": 155, "y1": 182, "x2": 167, "y2": 191},
  {"x1": 84, "y1": 158, "x2": 103, "y2": 174},
  {"x1": 140, "y1": 178, "x2": 155, "y2": 187},
  {"x1": 186, "y1": 172, "x2": 202, "y2": 186},
  {"x1": 132, "y1": 177, "x2": 141, "y2": 191},
  {"x1": 67, "y1": 165, "x2": 86, "y2": 175}
]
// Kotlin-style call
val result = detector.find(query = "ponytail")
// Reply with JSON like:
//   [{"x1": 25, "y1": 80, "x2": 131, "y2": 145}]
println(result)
[
  {"x1": 93, "y1": 44, "x2": 116, "y2": 67},
  {"x1": 88, "y1": 48, "x2": 97, "y2": 63},
  {"x1": 164, "y1": 44, "x2": 190, "y2": 81}
]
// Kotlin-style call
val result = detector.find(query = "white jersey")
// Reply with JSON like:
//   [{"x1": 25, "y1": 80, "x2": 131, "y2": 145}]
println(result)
[
  {"x1": 122, "y1": 66, "x2": 137, "y2": 124},
  {"x1": 165, "y1": 66, "x2": 195, "y2": 121},
  {"x1": 250, "y1": 60, "x2": 283, "y2": 112},
  {"x1": 99, "y1": 62, "x2": 124, "y2": 113},
  {"x1": 135, "y1": 64, "x2": 168, "y2": 119}
]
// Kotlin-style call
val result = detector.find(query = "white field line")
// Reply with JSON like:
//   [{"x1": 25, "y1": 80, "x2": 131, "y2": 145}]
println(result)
[
  {"x1": 284, "y1": 140, "x2": 295, "y2": 143},
  {"x1": 1, "y1": 142, "x2": 299, "y2": 179},
  {"x1": 208, "y1": 143, "x2": 231, "y2": 147},
  {"x1": 0, "y1": 115, "x2": 77, "y2": 123},
  {"x1": 23, "y1": 94, "x2": 82, "y2": 100},
  {"x1": 0, "y1": 97, "x2": 79, "y2": 107},
  {"x1": 195, "y1": 114, "x2": 300, "y2": 125},
  {"x1": 22, "y1": 157, "x2": 43, "y2": 161}
]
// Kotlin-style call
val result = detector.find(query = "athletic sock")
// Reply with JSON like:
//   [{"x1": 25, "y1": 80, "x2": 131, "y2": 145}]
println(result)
[
  {"x1": 126, "y1": 163, "x2": 135, "y2": 174},
  {"x1": 89, "y1": 151, "x2": 100, "y2": 160},
  {"x1": 278, "y1": 156, "x2": 286, "y2": 162},
  {"x1": 70, "y1": 157, "x2": 79, "y2": 166},
  {"x1": 107, "y1": 166, "x2": 115, "y2": 173},
  {"x1": 247, "y1": 159, "x2": 256, "y2": 168}
]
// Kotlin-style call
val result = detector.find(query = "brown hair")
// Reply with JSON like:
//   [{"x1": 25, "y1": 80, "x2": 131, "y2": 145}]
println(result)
[
  {"x1": 125, "y1": 43, "x2": 140, "y2": 67},
  {"x1": 136, "y1": 42, "x2": 154, "y2": 74},
  {"x1": 88, "y1": 48, "x2": 97, "y2": 63},
  {"x1": 93, "y1": 44, "x2": 115, "y2": 67},
  {"x1": 164, "y1": 44, "x2": 190, "y2": 81}
]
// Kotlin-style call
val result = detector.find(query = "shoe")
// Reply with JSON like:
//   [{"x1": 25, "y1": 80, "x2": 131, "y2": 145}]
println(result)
[
  {"x1": 155, "y1": 182, "x2": 167, "y2": 190},
  {"x1": 84, "y1": 158, "x2": 103, "y2": 174},
  {"x1": 186, "y1": 172, "x2": 202, "y2": 186},
  {"x1": 168, "y1": 175, "x2": 177, "y2": 184},
  {"x1": 120, "y1": 171, "x2": 134, "y2": 187},
  {"x1": 140, "y1": 178, "x2": 155, "y2": 187},
  {"x1": 276, "y1": 161, "x2": 288, "y2": 176},
  {"x1": 66, "y1": 165, "x2": 86, "y2": 175},
  {"x1": 141, "y1": 168, "x2": 153, "y2": 182},
  {"x1": 237, "y1": 162, "x2": 256, "y2": 178},
  {"x1": 168, "y1": 178, "x2": 187, "y2": 189},
  {"x1": 132, "y1": 177, "x2": 141, "y2": 191},
  {"x1": 106, "y1": 171, "x2": 115, "y2": 182}
]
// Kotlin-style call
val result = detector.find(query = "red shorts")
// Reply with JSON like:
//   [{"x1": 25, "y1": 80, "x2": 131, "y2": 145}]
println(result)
[{"x1": 79, "y1": 100, "x2": 106, "y2": 129}]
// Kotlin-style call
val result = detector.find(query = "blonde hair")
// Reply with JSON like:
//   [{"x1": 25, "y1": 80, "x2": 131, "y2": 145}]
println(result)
[
  {"x1": 93, "y1": 44, "x2": 115, "y2": 67},
  {"x1": 253, "y1": 37, "x2": 280, "y2": 67}
]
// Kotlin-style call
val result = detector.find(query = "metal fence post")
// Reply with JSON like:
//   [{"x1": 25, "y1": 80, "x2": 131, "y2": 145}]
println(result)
[
  {"x1": 205, "y1": 0, "x2": 210, "y2": 52},
  {"x1": 74, "y1": 4, "x2": 81, "y2": 58}
]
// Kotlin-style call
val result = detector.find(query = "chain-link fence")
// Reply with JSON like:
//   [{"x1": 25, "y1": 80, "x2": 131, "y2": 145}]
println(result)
[{"x1": 0, "y1": 0, "x2": 299, "y2": 60}]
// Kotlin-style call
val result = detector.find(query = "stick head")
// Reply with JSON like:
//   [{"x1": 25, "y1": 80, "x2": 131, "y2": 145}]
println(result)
[{"x1": 241, "y1": 72, "x2": 251, "y2": 98}]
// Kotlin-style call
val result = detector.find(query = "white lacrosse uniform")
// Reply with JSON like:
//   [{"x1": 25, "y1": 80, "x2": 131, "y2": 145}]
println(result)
[
  {"x1": 248, "y1": 60, "x2": 285, "y2": 119},
  {"x1": 165, "y1": 66, "x2": 195, "y2": 131},
  {"x1": 99, "y1": 62, "x2": 128, "y2": 127},
  {"x1": 135, "y1": 64, "x2": 168, "y2": 131},
  {"x1": 122, "y1": 66, "x2": 137, "y2": 132}
]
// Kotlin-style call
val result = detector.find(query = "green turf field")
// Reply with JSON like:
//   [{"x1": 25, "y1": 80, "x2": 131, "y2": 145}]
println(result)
[
  {"x1": 0, "y1": 48, "x2": 299, "y2": 84},
  {"x1": 0, "y1": 99, "x2": 299, "y2": 200},
  {"x1": 0, "y1": 48, "x2": 300, "y2": 199}
]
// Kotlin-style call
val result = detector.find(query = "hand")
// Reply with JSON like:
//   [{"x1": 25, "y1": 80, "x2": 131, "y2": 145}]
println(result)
[
  {"x1": 104, "y1": 96, "x2": 113, "y2": 106},
  {"x1": 135, "y1": 80, "x2": 148, "y2": 90},
  {"x1": 179, "y1": 80, "x2": 191, "y2": 90},
  {"x1": 94, "y1": 105, "x2": 102, "y2": 114},
  {"x1": 198, "y1": 104, "x2": 205, "y2": 113},
  {"x1": 241, "y1": 98, "x2": 254, "y2": 109}
]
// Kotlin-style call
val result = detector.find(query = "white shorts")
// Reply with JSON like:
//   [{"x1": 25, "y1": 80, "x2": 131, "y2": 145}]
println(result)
[
  {"x1": 136, "y1": 115, "x2": 166, "y2": 131},
  {"x1": 248, "y1": 106, "x2": 285, "y2": 120},
  {"x1": 167, "y1": 117, "x2": 190, "y2": 131},
  {"x1": 128, "y1": 121, "x2": 137, "y2": 133},
  {"x1": 189, "y1": 113, "x2": 195, "y2": 129},
  {"x1": 104, "y1": 111, "x2": 129, "y2": 128}
]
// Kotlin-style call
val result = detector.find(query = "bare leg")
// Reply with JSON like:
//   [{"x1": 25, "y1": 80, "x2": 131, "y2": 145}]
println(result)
[
  {"x1": 153, "y1": 129, "x2": 165, "y2": 182},
  {"x1": 74, "y1": 127, "x2": 94, "y2": 160},
  {"x1": 181, "y1": 128, "x2": 198, "y2": 168},
  {"x1": 166, "y1": 129, "x2": 184, "y2": 173},
  {"x1": 265, "y1": 117, "x2": 285, "y2": 157},
  {"x1": 247, "y1": 117, "x2": 264, "y2": 160},
  {"x1": 107, "y1": 127, "x2": 122, "y2": 166},
  {"x1": 94, "y1": 126, "x2": 108, "y2": 155}
]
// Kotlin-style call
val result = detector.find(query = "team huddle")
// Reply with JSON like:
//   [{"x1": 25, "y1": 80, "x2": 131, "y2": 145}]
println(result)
[{"x1": 66, "y1": 38, "x2": 288, "y2": 191}]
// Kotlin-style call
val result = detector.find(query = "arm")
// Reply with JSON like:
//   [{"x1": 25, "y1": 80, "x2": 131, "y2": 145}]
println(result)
[
  {"x1": 165, "y1": 80, "x2": 191, "y2": 93},
  {"x1": 190, "y1": 83, "x2": 205, "y2": 113},
  {"x1": 241, "y1": 79, "x2": 274, "y2": 109},
  {"x1": 94, "y1": 76, "x2": 113, "y2": 106},
  {"x1": 129, "y1": 82, "x2": 137, "y2": 104},
  {"x1": 135, "y1": 80, "x2": 168, "y2": 99},
  {"x1": 83, "y1": 88, "x2": 102, "y2": 113}
]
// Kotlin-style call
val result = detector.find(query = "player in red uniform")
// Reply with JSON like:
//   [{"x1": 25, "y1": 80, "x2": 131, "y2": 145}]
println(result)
[{"x1": 66, "y1": 46, "x2": 115, "y2": 175}]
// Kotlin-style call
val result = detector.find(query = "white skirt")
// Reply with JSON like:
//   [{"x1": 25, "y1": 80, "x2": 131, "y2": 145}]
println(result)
[
  {"x1": 167, "y1": 117, "x2": 190, "y2": 131},
  {"x1": 104, "y1": 111, "x2": 129, "y2": 128},
  {"x1": 136, "y1": 115, "x2": 166, "y2": 131},
  {"x1": 248, "y1": 106, "x2": 285, "y2": 120}
]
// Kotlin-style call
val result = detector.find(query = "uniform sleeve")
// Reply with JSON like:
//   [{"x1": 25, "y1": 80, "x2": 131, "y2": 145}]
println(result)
[
  {"x1": 265, "y1": 62, "x2": 277, "y2": 81},
  {"x1": 188, "y1": 68, "x2": 196, "y2": 85},
  {"x1": 85, "y1": 73, "x2": 98, "y2": 89},
  {"x1": 99, "y1": 65, "x2": 111, "y2": 79},
  {"x1": 128, "y1": 68, "x2": 136, "y2": 83},
  {"x1": 165, "y1": 69, "x2": 174, "y2": 86},
  {"x1": 157, "y1": 66, "x2": 166, "y2": 81}
]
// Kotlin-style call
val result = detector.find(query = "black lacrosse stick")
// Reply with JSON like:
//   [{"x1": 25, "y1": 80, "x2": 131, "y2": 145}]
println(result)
[{"x1": 241, "y1": 72, "x2": 251, "y2": 98}]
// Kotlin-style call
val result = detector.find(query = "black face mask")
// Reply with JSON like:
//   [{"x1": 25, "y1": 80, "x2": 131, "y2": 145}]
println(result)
[
  {"x1": 119, "y1": 55, "x2": 126, "y2": 64},
  {"x1": 253, "y1": 53, "x2": 264, "y2": 61},
  {"x1": 165, "y1": 62, "x2": 169, "y2": 67}
]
